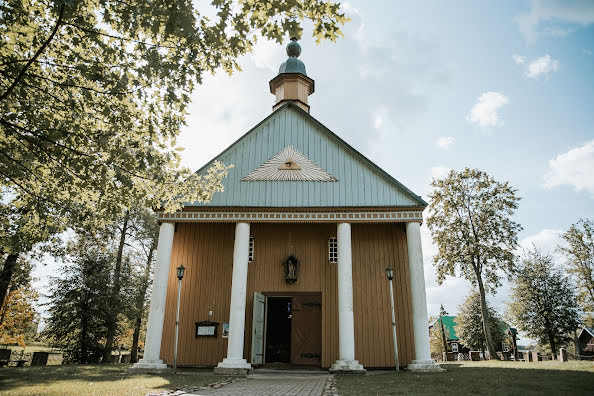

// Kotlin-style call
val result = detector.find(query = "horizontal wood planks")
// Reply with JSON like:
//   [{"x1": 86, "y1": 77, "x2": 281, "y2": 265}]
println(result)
[{"x1": 159, "y1": 222, "x2": 415, "y2": 368}]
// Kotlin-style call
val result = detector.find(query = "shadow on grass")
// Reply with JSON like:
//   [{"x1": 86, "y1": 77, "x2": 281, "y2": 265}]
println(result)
[
  {"x1": 338, "y1": 363, "x2": 594, "y2": 396},
  {"x1": 0, "y1": 364, "x2": 221, "y2": 395}
]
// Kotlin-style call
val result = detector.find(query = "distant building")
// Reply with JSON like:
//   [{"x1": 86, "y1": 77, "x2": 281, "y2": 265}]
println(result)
[
  {"x1": 430, "y1": 315, "x2": 517, "y2": 358},
  {"x1": 577, "y1": 327, "x2": 594, "y2": 358}
]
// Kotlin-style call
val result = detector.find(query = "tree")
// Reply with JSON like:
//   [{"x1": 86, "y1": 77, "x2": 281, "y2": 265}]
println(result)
[
  {"x1": 102, "y1": 207, "x2": 158, "y2": 362},
  {"x1": 455, "y1": 291, "x2": 505, "y2": 354},
  {"x1": 1, "y1": 0, "x2": 347, "y2": 311},
  {"x1": 0, "y1": 288, "x2": 38, "y2": 348},
  {"x1": 44, "y1": 237, "x2": 113, "y2": 363},
  {"x1": 429, "y1": 315, "x2": 449, "y2": 359},
  {"x1": 0, "y1": 0, "x2": 346, "y2": 217},
  {"x1": 438, "y1": 305, "x2": 449, "y2": 353},
  {"x1": 559, "y1": 218, "x2": 594, "y2": 314},
  {"x1": 427, "y1": 168, "x2": 522, "y2": 358},
  {"x1": 507, "y1": 248, "x2": 581, "y2": 359}
]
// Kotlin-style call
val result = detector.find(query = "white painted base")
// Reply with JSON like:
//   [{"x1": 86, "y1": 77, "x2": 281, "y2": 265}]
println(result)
[
  {"x1": 329, "y1": 359, "x2": 366, "y2": 374},
  {"x1": 130, "y1": 359, "x2": 168, "y2": 370},
  {"x1": 214, "y1": 358, "x2": 252, "y2": 375},
  {"x1": 216, "y1": 357, "x2": 252, "y2": 369},
  {"x1": 407, "y1": 360, "x2": 444, "y2": 372}
]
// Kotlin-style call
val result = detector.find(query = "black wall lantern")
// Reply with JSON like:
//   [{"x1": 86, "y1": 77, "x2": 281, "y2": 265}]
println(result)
[{"x1": 284, "y1": 255, "x2": 300, "y2": 283}]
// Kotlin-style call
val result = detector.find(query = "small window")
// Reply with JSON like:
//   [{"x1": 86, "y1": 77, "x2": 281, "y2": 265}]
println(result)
[
  {"x1": 328, "y1": 237, "x2": 338, "y2": 263},
  {"x1": 249, "y1": 237, "x2": 254, "y2": 262},
  {"x1": 502, "y1": 343, "x2": 509, "y2": 353},
  {"x1": 452, "y1": 343, "x2": 459, "y2": 353}
]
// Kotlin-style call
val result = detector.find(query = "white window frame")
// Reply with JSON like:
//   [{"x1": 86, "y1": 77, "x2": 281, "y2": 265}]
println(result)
[
  {"x1": 249, "y1": 236, "x2": 254, "y2": 262},
  {"x1": 328, "y1": 237, "x2": 338, "y2": 263},
  {"x1": 451, "y1": 342, "x2": 459, "y2": 353},
  {"x1": 502, "y1": 343, "x2": 509, "y2": 353}
]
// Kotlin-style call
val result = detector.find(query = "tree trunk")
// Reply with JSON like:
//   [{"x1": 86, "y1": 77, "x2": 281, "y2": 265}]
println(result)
[
  {"x1": 476, "y1": 275, "x2": 497, "y2": 359},
  {"x1": 102, "y1": 210, "x2": 130, "y2": 363},
  {"x1": 440, "y1": 317, "x2": 449, "y2": 353},
  {"x1": 0, "y1": 253, "x2": 19, "y2": 309},
  {"x1": 80, "y1": 295, "x2": 89, "y2": 364},
  {"x1": 547, "y1": 326, "x2": 557, "y2": 361},
  {"x1": 130, "y1": 244, "x2": 154, "y2": 363}
]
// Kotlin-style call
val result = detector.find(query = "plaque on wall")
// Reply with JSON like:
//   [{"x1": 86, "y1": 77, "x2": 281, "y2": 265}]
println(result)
[{"x1": 195, "y1": 321, "x2": 219, "y2": 338}]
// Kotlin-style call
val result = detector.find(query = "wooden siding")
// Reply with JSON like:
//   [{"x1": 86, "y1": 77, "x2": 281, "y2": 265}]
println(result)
[
  {"x1": 159, "y1": 222, "x2": 415, "y2": 368},
  {"x1": 192, "y1": 105, "x2": 423, "y2": 208}
]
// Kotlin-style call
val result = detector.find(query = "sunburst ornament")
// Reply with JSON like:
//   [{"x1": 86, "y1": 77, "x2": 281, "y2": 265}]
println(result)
[{"x1": 242, "y1": 146, "x2": 337, "y2": 182}]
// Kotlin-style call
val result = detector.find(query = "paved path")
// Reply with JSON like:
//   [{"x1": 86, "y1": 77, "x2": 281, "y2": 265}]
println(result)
[{"x1": 182, "y1": 374, "x2": 332, "y2": 396}]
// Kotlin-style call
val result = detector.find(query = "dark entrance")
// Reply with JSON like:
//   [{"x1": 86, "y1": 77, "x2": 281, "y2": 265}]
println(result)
[
  {"x1": 263, "y1": 293, "x2": 322, "y2": 366},
  {"x1": 265, "y1": 297, "x2": 292, "y2": 363}
]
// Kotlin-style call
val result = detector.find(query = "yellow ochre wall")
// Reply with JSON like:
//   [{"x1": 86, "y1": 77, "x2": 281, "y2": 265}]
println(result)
[{"x1": 159, "y1": 222, "x2": 415, "y2": 368}]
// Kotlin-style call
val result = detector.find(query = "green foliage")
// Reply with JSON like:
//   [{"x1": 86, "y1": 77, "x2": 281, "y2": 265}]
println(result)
[
  {"x1": 0, "y1": 0, "x2": 347, "y2": 223},
  {"x1": 559, "y1": 218, "x2": 594, "y2": 314},
  {"x1": 507, "y1": 248, "x2": 581, "y2": 354},
  {"x1": 429, "y1": 316, "x2": 448, "y2": 357},
  {"x1": 455, "y1": 291, "x2": 506, "y2": 352},
  {"x1": 44, "y1": 237, "x2": 114, "y2": 363},
  {"x1": 427, "y1": 168, "x2": 522, "y2": 290},
  {"x1": 427, "y1": 167, "x2": 521, "y2": 357}
]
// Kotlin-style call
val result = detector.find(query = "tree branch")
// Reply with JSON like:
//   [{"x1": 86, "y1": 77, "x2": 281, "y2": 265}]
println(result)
[{"x1": 0, "y1": 4, "x2": 65, "y2": 102}]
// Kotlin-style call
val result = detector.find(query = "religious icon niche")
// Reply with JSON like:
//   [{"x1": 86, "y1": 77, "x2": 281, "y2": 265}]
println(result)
[{"x1": 283, "y1": 255, "x2": 300, "y2": 283}]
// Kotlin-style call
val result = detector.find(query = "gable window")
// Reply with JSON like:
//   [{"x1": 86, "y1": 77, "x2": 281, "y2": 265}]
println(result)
[
  {"x1": 451, "y1": 342, "x2": 459, "y2": 353},
  {"x1": 249, "y1": 237, "x2": 254, "y2": 262},
  {"x1": 328, "y1": 237, "x2": 338, "y2": 263}
]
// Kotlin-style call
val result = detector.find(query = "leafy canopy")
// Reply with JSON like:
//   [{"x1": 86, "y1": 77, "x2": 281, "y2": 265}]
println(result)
[
  {"x1": 507, "y1": 248, "x2": 581, "y2": 352},
  {"x1": 427, "y1": 168, "x2": 522, "y2": 290},
  {"x1": 559, "y1": 218, "x2": 594, "y2": 313},
  {"x1": 0, "y1": 0, "x2": 349, "y2": 231},
  {"x1": 455, "y1": 290, "x2": 506, "y2": 352}
]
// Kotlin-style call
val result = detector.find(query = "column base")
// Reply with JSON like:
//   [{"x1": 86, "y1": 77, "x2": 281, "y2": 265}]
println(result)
[
  {"x1": 407, "y1": 360, "x2": 444, "y2": 372},
  {"x1": 214, "y1": 358, "x2": 252, "y2": 375},
  {"x1": 329, "y1": 359, "x2": 366, "y2": 374},
  {"x1": 128, "y1": 359, "x2": 169, "y2": 373}
]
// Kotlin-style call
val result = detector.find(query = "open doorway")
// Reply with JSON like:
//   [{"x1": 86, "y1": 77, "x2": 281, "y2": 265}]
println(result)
[{"x1": 265, "y1": 297, "x2": 292, "y2": 363}]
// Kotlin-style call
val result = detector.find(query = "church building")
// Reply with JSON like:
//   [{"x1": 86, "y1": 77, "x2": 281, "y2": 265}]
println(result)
[{"x1": 132, "y1": 39, "x2": 440, "y2": 373}]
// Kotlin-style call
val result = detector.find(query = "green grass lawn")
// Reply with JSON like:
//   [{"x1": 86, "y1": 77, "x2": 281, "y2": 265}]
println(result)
[
  {"x1": 0, "y1": 364, "x2": 222, "y2": 396},
  {"x1": 336, "y1": 361, "x2": 594, "y2": 396}
]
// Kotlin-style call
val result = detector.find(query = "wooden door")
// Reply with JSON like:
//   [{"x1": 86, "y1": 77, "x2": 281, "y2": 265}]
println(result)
[
  {"x1": 290, "y1": 293, "x2": 322, "y2": 366},
  {"x1": 251, "y1": 292, "x2": 266, "y2": 365}
]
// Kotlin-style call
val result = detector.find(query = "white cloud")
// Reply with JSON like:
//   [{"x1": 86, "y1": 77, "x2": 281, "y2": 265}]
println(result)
[
  {"x1": 519, "y1": 229, "x2": 564, "y2": 255},
  {"x1": 512, "y1": 54, "x2": 526, "y2": 64},
  {"x1": 516, "y1": 0, "x2": 594, "y2": 42},
  {"x1": 526, "y1": 54, "x2": 559, "y2": 79},
  {"x1": 373, "y1": 113, "x2": 383, "y2": 129},
  {"x1": 431, "y1": 165, "x2": 451, "y2": 181},
  {"x1": 250, "y1": 38, "x2": 284, "y2": 72},
  {"x1": 466, "y1": 91, "x2": 509, "y2": 127},
  {"x1": 544, "y1": 140, "x2": 594, "y2": 197},
  {"x1": 435, "y1": 136, "x2": 455, "y2": 150},
  {"x1": 583, "y1": 48, "x2": 593, "y2": 56}
]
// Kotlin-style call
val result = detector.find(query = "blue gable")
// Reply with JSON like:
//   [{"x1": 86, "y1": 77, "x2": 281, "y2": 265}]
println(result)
[{"x1": 193, "y1": 102, "x2": 426, "y2": 208}]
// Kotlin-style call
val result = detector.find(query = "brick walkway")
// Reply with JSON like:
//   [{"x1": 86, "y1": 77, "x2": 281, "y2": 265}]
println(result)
[{"x1": 181, "y1": 374, "x2": 332, "y2": 396}]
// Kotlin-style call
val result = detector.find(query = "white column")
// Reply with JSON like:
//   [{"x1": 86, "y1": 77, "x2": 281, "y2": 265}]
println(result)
[
  {"x1": 215, "y1": 222, "x2": 252, "y2": 374},
  {"x1": 132, "y1": 222, "x2": 175, "y2": 370},
  {"x1": 330, "y1": 223, "x2": 365, "y2": 373},
  {"x1": 406, "y1": 221, "x2": 442, "y2": 371}
]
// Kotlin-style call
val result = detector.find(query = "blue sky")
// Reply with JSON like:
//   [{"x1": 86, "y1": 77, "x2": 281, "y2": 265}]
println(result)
[
  {"x1": 174, "y1": 0, "x2": 594, "y2": 336},
  {"x1": 29, "y1": 1, "x2": 592, "y2": 343}
]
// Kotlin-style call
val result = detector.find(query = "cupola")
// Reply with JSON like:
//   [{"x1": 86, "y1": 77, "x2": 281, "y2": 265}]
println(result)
[{"x1": 269, "y1": 38, "x2": 315, "y2": 113}]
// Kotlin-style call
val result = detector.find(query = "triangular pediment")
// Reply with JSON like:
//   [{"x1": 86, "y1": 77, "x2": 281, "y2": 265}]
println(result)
[
  {"x1": 242, "y1": 146, "x2": 337, "y2": 182},
  {"x1": 192, "y1": 102, "x2": 427, "y2": 208}
]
